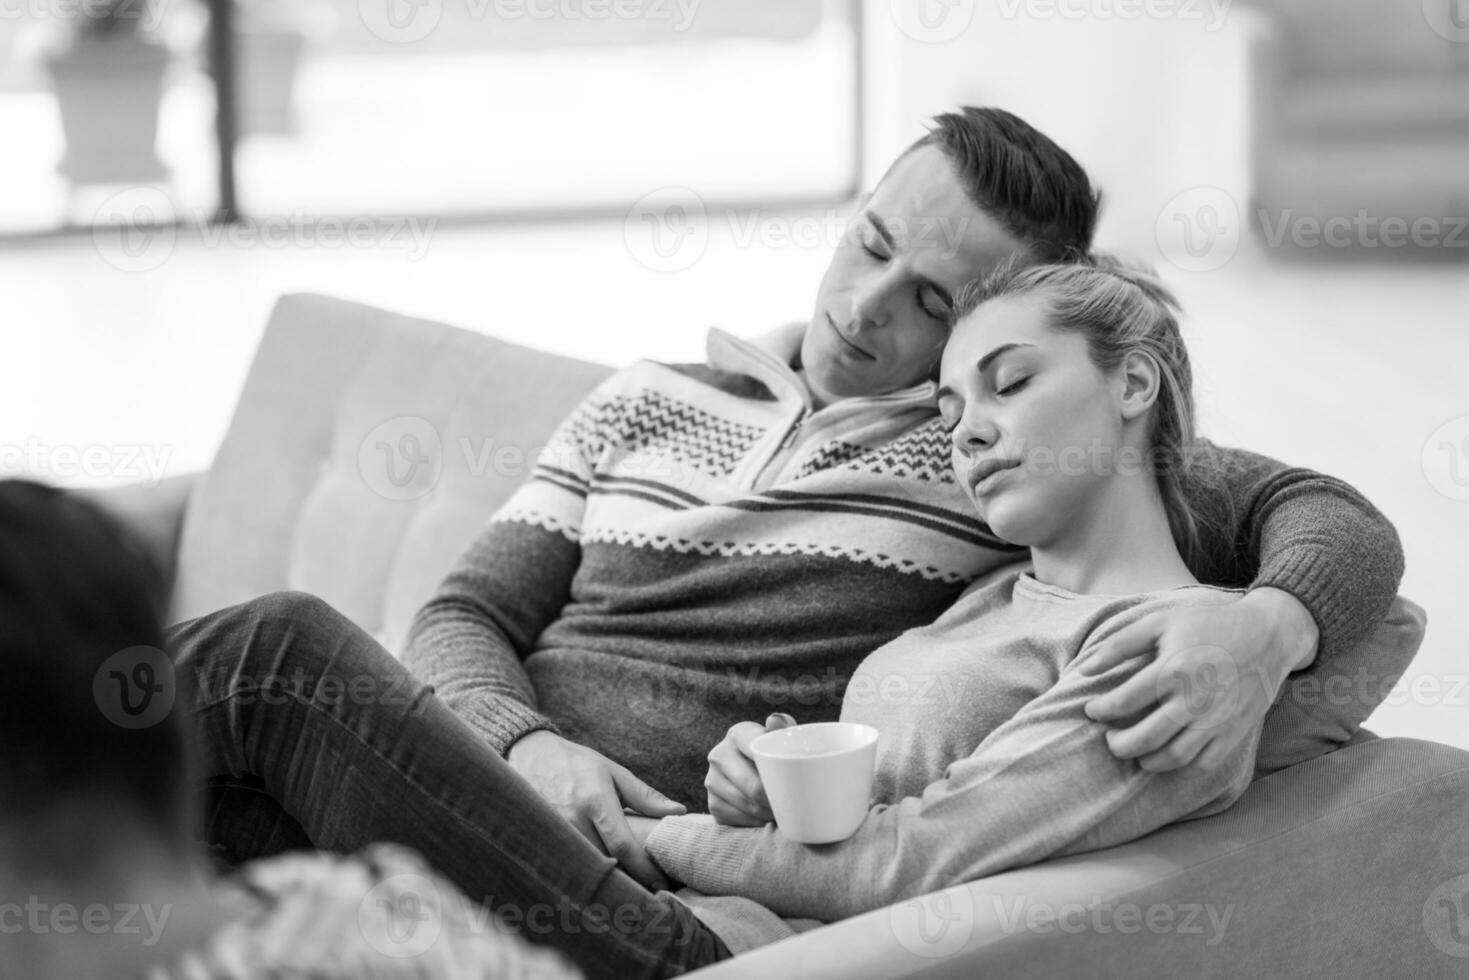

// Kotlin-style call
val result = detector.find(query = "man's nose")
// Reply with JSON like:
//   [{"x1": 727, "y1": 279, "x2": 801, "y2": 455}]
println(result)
[{"x1": 849, "y1": 277, "x2": 893, "y2": 330}]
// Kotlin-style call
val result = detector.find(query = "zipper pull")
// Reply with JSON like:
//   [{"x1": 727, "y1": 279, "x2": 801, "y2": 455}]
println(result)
[{"x1": 780, "y1": 413, "x2": 807, "y2": 450}]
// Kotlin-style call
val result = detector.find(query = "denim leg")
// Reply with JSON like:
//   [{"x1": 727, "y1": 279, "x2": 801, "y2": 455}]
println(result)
[
  {"x1": 194, "y1": 774, "x2": 313, "y2": 869},
  {"x1": 167, "y1": 590, "x2": 729, "y2": 979}
]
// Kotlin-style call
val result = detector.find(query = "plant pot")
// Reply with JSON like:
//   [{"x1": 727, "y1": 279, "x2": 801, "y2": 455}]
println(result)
[
  {"x1": 236, "y1": 25, "x2": 306, "y2": 137},
  {"x1": 46, "y1": 38, "x2": 172, "y2": 185}
]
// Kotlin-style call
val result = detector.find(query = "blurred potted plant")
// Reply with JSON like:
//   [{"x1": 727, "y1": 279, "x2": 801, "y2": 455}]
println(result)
[
  {"x1": 234, "y1": 0, "x2": 332, "y2": 137},
  {"x1": 44, "y1": 0, "x2": 175, "y2": 184}
]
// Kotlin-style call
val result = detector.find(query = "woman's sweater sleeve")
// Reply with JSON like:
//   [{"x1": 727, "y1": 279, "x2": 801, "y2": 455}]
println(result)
[
  {"x1": 400, "y1": 376, "x2": 624, "y2": 756},
  {"x1": 1184, "y1": 440, "x2": 1405, "y2": 662},
  {"x1": 644, "y1": 601, "x2": 1262, "y2": 922}
]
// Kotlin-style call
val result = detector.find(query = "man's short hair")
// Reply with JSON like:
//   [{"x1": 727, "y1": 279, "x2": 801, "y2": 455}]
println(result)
[
  {"x1": 0, "y1": 480, "x2": 187, "y2": 837},
  {"x1": 892, "y1": 106, "x2": 1102, "y2": 263}
]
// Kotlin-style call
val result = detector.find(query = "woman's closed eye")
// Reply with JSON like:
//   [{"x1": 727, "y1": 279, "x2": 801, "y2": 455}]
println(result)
[{"x1": 996, "y1": 376, "x2": 1031, "y2": 397}]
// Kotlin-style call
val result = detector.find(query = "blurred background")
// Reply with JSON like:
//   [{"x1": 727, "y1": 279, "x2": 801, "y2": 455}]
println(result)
[{"x1": 2, "y1": 0, "x2": 1466, "y2": 749}]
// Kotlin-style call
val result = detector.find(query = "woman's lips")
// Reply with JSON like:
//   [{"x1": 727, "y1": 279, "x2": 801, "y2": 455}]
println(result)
[
  {"x1": 967, "y1": 458, "x2": 1021, "y2": 495},
  {"x1": 827, "y1": 313, "x2": 875, "y2": 360}
]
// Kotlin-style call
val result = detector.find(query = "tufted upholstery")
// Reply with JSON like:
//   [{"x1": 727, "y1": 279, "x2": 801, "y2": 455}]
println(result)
[{"x1": 171, "y1": 293, "x2": 613, "y2": 654}]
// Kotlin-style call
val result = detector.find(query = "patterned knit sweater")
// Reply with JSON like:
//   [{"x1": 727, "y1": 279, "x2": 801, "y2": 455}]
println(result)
[{"x1": 401, "y1": 325, "x2": 1404, "y2": 811}]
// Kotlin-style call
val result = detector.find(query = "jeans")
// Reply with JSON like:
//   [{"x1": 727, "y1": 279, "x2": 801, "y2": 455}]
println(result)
[{"x1": 167, "y1": 590, "x2": 731, "y2": 979}]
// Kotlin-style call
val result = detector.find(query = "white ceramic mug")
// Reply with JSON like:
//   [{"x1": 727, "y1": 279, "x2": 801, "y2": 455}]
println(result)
[{"x1": 750, "y1": 722, "x2": 879, "y2": 844}]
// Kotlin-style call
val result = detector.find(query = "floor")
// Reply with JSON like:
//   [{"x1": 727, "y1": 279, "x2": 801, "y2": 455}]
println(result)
[{"x1": 3, "y1": 214, "x2": 1466, "y2": 752}]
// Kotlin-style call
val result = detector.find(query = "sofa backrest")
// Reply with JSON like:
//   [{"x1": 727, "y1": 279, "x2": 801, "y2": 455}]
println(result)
[{"x1": 172, "y1": 293, "x2": 613, "y2": 653}]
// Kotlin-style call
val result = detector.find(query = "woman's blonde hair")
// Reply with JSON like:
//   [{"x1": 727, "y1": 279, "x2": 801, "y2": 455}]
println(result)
[{"x1": 950, "y1": 254, "x2": 1219, "y2": 570}]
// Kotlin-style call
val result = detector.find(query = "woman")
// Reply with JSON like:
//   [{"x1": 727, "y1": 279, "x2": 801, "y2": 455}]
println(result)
[
  {"x1": 634, "y1": 257, "x2": 1259, "y2": 929},
  {"x1": 161, "y1": 255, "x2": 1259, "y2": 977}
]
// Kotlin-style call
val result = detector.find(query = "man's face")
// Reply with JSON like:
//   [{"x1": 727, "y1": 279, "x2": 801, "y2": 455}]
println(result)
[{"x1": 802, "y1": 145, "x2": 1031, "y2": 403}]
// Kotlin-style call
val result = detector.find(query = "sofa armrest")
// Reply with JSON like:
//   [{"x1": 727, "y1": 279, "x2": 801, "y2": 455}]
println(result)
[
  {"x1": 74, "y1": 472, "x2": 199, "y2": 602},
  {"x1": 688, "y1": 737, "x2": 1469, "y2": 979}
]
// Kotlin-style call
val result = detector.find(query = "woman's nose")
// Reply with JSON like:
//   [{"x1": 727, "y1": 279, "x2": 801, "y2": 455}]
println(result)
[{"x1": 952, "y1": 418, "x2": 996, "y2": 455}]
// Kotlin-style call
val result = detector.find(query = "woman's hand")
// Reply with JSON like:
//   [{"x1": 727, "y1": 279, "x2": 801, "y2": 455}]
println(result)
[{"x1": 705, "y1": 713, "x2": 796, "y2": 826}]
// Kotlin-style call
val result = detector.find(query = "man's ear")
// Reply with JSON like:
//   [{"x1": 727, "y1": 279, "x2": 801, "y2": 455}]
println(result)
[{"x1": 1118, "y1": 350, "x2": 1162, "y2": 421}]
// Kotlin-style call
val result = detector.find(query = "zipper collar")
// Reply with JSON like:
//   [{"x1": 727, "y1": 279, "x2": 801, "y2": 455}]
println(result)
[{"x1": 705, "y1": 326, "x2": 938, "y2": 415}]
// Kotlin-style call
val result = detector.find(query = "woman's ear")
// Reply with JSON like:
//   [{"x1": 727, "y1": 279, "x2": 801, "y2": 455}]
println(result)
[{"x1": 1118, "y1": 349, "x2": 1162, "y2": 421}]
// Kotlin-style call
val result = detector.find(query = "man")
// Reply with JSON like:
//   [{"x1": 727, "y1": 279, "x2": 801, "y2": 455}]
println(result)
[
  {"x1": 392, "y1": 107, "x2": 1403, "y2": 891},
  {"x1": 179, "y1": 107, "x2": 1402, "y2": 898}
]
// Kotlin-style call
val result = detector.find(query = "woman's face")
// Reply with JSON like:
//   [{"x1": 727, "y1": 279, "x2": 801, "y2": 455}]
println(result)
[{"x1": 937, "y1": 293, "x2": 1136, "y2": 549}]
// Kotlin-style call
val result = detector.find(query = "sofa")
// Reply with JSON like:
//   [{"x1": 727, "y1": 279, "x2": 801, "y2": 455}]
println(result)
[{"x1": 94, "y1": 294, "x2": 1469, "y2": 978}]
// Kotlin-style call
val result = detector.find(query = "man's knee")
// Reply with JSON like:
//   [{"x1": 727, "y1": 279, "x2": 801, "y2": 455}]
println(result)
[{"x1": 171, "y1": 589, "x2": 353, "y2": 681}]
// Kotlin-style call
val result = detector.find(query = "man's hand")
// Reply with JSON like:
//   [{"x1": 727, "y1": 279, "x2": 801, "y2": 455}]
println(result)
[
  {"x1": 706, "y1": 713, "x2": 796, "y2": 826},
  {"x1": 506, "y1": 730, "x2": 685, "y2": 890},
  {"x1": 1080, "y1": 588, "x2": 1319, "y2": 775}
]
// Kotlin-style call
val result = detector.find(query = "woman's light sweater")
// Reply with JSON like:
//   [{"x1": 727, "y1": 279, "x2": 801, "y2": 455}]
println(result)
[{"x1": 645, "y1": 563, "x2": 1257, "y2": 951}]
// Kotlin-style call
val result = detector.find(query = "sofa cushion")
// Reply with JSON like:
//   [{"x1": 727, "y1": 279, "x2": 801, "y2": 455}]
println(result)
[
  {"x1": 1254, "y1": 594, "x2": 1427, "y2": 778},
  {"x1": 172, "y1": 293, "x2": 612, "y2": 652}
]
